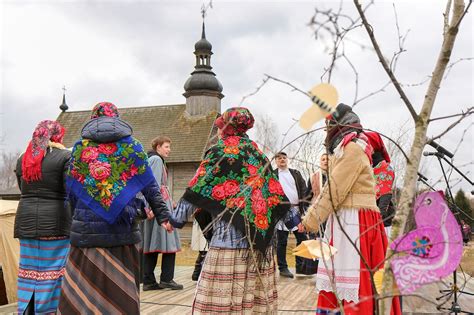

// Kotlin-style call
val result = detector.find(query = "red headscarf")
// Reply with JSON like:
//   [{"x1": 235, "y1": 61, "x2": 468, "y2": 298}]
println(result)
[
  {"x1": 22, "y1": 120, "x2": 66, "y2": 183},
  {"x1": 90, "y1": 102, "x2": 119, "y2": 118},
  {"x1": 363, "y1": 131, "x2": 391, "y2": 163},
  {"x1": 215, "y1": 107, "x2": 255, "y2": 137}
]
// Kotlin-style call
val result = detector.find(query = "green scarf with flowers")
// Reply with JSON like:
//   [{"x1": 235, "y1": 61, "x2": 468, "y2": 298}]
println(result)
[{"x1": 183, "y1": 135, "x2": 290, "y2": 254}]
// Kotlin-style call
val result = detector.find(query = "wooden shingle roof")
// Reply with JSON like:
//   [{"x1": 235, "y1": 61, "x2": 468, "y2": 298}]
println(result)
[{"x1": 56, "y1": 104, "x2": 218, "y2": 163}]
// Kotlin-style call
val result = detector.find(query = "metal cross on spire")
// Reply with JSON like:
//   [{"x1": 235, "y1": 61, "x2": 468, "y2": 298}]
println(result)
[
  {"x1": 59, "y1": 85, "x2": 69, "y2": 112},
  {"x1": 201, "y1": 1, "x2": 213, "y2": 20}
]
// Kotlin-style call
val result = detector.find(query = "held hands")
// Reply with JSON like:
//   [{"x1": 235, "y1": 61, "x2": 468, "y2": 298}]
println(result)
[
  {"x1": 161, "y1": 221, "x2": 174, "y2": 233},
  {"x1": 145, "y1": 207, "x2": 155, "y2": 220}
]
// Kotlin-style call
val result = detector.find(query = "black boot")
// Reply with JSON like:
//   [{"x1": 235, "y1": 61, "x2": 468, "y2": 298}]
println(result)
[{"x1": 191, "y1": 251, "x2": 207, "y2": 281}]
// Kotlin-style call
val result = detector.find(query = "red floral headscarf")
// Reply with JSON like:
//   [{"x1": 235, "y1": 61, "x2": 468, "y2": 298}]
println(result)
[
  {"x1": 363, "y1": 131, "x2": 391, "y2": 163},
  {"x1": 22, "y1": 120, "x2": 66, "y2": 183},
  {"x1": 91, "y1": 102, "x2": 119, "y2": 119},
  {"x1": 215, "y1": 107, "x2": 255, "y2": 137}
]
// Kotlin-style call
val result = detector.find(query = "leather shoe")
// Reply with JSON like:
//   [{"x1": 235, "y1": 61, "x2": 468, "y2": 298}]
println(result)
[
  {"x1": 279, "y1": 268, "x2": 294, "y2": 278},
  {"x1": 159, "y1": 280, "x2": 184, "y2": 290},
  {"x1": 143, "y1": 283, "x2": 162, "y2": 291}
]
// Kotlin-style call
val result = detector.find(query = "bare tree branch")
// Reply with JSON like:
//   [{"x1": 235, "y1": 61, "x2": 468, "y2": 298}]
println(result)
[
  {"x1": 429, "y1": 116, "x2": 473, "y2": 141},
  {"x1": 443, "y1": 57, "x2": 474, "y2": 80},
  {"x1": 238, "y1": 76, "x2": 270, "y2": 106},
  {"x1": 428, "y1": 106, "x2": 473, "y2": 122},
  {"x1": 353, "y1": 0, "x2": 418, "y2": 121}
]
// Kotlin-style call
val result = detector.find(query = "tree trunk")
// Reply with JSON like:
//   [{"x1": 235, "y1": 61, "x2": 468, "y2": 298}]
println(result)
[{"x1": 380, "y1": 0, "x2": 466, "y2": 313}]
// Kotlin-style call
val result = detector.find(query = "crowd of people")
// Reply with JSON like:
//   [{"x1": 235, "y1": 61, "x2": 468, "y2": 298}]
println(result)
[{"x1": 13, "y1": 102, "x2": 403, "y2": 314}]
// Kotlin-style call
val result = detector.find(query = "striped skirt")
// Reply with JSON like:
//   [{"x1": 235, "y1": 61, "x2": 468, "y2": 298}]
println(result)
[
  {"x1": 17, "y1": 237, "x2": 70, "y2": 314},
  {"x1": 193, "y1": 247, "x2": 278, "y2": 314},
  {"x1": 58, "y1": 244, "x2": 140, "y2": 315}
]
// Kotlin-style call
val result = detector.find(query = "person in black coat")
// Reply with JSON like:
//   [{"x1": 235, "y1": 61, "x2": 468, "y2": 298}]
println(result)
[
  {"x1": 58, "y1": 102, "x2": 172, "y2": 314},
  {"x1": 274, "y1": 151, "x2": 309, "y2": 278},
  {"x1": 14, "y1": 120, "x2": 71, "y2": 315}
]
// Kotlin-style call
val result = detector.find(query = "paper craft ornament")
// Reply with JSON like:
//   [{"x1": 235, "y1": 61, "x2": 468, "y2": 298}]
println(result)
[
  {"x1": 292, "y1": 239, "x2": 338, "y2": 260},
  {"x1": 373, "y1": 269, "x2": 400, "y2": 296},
  {"x1": 390, "y1": 191, "x2": 463, "y2": 294},
  {"x1": 299, "y1": 83, "x2": 339, "y2": 131}
]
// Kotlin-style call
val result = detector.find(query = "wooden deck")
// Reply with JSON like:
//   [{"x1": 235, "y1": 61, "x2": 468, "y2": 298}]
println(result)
[
  {"x1": 140, "y1": 266, "x2": 318, "y2": 314},
  {"x1": 3, "y1": 266, "x2": 474, "y2": 314},
  {"x1": 0, "y1": 266, "x2": 318, "y2": 314}
]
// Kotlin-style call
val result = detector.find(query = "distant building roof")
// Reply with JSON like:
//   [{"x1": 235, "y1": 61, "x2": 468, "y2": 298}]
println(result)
[{"x1": 57, "y1": 104, "x2": 218, "y2": 163}]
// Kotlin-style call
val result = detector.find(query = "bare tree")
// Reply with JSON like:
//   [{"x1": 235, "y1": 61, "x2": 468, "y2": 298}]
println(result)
[
  {"x1": 253, "y1": 113, "x2": 280, "y2": 158},
  {"x1": 0, "y1": 150, "x2": 21, "y2": 190},
  {"x1": 237, "y1": 0, "x2": 472, "y2": 313}
]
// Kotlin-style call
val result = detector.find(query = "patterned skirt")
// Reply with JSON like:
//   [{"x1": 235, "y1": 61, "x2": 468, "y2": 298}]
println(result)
[
  {"x1": 316, "y1": 210, "x2": 401, "y2": 315},
  {"x1": 58, "y1": 244, "x2": 140, "y2": 315},
  {"x1": 17, "y1": 237, "x2": 70, "y2": 314},
  {"x1": 193, "y1": 247, "x2": 278, "y2": 314}
]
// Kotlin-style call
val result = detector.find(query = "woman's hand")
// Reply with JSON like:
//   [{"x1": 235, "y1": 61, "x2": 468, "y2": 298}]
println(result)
[
  {"x1": 145, "y1": 207, "x2": 155, "y2": 220},
  {"x1": 161, "y1": 221, "x2": 174, "y2": 233}
]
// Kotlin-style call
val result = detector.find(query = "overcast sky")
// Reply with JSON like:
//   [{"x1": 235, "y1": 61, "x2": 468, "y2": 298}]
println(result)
[{"x1": 1, "y1": 0, "x2": 472, "y2": 192}]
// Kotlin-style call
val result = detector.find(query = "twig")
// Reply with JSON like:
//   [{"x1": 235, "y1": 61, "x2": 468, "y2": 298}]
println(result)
[
  {"x1": 353, "y1": 0, "x2": 418, "y2": 121},
  {"x1": 443, "y1": 57, "x2": 474, "y2": 80},
  {"x1": 428, "y1": 106, "x2": 473, "y2": 122},
  {"x1": 429, "y1": 116, "x2": 473, "y2": 141},
  {"x1": 239, "y1": 77, "x2": 271, "y2": 106}
]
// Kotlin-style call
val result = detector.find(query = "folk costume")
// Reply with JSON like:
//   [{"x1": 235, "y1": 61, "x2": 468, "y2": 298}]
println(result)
[
  {"x1": 171, "y1": 107, "x2": 297, "y2": 314},
  {"x1": 14, "y1": 120, "x2": 71, "y2": 314},
  {"x1": 303, "y1": 104, "x2": 401, "y2": 315},
  {"x1": 364, "y1": 131, "x2": 395, "y2": 237},
  {"x1": 58, "y1": 102, "x2": 170, "y2": 314},
  {"x1": 142, "y1": 150, "x2": 182, "y2": 289}
]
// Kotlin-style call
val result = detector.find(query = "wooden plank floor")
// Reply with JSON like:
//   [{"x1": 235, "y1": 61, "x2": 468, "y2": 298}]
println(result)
[
  {"x1": 140, "y1": 266, "x2": 318, "y2": 314},
  {"x1": 3, "y1": 266, "x2": 474, "y2": 314},
  {"x1": 0, "y1": 266, "x2": 317, "y2": 314}
]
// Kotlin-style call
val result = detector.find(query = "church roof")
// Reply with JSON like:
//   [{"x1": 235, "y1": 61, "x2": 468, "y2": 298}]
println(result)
[{"x1": 56, "y1": 104, "x2": 218, "y2": 163}]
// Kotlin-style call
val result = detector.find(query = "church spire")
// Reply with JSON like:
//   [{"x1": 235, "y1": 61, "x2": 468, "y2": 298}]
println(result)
[
  {"x1": 183, "y1": 11, "x2": 224, "y2": 116},
  {"x1": 59, "y1": 86, "x2": 69, "y2": 112}
]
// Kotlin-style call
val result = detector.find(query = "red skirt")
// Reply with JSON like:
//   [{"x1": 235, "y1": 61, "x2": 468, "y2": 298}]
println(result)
[{"x1": 316, "y1": 210, "x2": 401, "y2": 315}]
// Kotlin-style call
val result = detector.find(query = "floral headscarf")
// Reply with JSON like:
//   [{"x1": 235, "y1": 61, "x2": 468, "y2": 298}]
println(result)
[
  {"x1": 67, "y1": 102, "x2": 155, "y2": 224},
  {"x1": 183, "y1": 109, "x2": 290, "y2": 255},
  {"x1": 91, "y1": 102, "x2": 119, "y2": 118},
  {"x1": 22, "y1": 120, "x2": 66, "y2": 183},
  {"x1": 215, "y1": 107, "x2": 255, "y2": 137}
]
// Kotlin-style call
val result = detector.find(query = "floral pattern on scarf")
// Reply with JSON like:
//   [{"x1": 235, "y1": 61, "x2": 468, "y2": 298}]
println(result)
[
  {"x1": 373, "y1": 160, "x2": 395, "y2": 199},
  {"x1": 215, "y1": 107, "x2": 255, "y2": 137},
  {"x1": 183, "y1": 135, "x2": 290, "y2": 254},
  {"x1": 22, "y1": 120, "x2": 65, "y2": 183},
  {"x1": 91, "y1": 102, "x2": 119, "y2": 118},
  {"x1": 67, "y1": 136, "x2": 155, "y2": 224}
]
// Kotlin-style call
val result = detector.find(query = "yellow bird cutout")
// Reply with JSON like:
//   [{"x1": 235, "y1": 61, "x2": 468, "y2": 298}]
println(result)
[
  {"x1": 292, "y1": 239, "x2": 338, "y2": 260},
  {"x1": 299, "y1": 83, "x2": 339, "y2": 131}
]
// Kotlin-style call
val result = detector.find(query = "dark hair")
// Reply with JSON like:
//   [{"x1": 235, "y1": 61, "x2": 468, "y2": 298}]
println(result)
[
  {"x1": 151, "y1": 136, "x2": 171, "y2": 151},
  {"x1": 275, "y1": 152, "x2": 287, "y2": 158}
]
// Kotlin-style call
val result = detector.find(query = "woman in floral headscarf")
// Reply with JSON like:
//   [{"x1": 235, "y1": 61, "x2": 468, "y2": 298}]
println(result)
[
  {"x1": 14, "y1": 120, "x2": 71, "y2": 315},
  {"x1": 303, "y1": 104, "x2": 401, "y2": 314},
  {"x1": 170, "y1": 107, "x2": 298, "y2": 314},
  {"x1": 58, "y1": 102, "x2": 172, "y2": 315}
]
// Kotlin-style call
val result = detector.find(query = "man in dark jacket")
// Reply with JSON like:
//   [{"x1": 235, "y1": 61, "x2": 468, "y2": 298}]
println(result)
[{"x1": 274, "y1": 151, "x2": 309, "y2": 278}]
